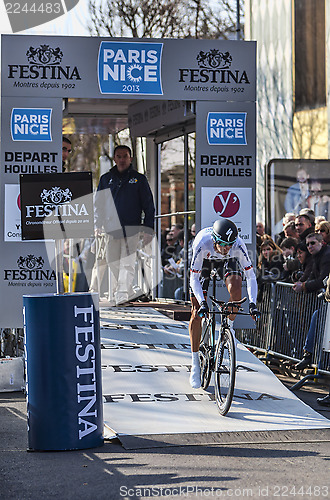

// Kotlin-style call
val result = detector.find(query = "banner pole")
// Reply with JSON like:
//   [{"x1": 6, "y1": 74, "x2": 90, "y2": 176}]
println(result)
[
  {"x1": 68, "y1": 239, "x2": 73, "y2": 293},
  {"x1": 55, "y1": 240, "x2": 64, "y2": 295}
]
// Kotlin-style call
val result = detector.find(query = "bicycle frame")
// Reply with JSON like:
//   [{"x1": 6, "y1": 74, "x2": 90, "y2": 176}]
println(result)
[{"x1": 199, "y1": 267, "x2": 251, "y2": 415}]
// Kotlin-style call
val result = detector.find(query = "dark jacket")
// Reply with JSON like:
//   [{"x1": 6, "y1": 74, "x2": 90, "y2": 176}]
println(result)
[
  {"x1": 94, "y1": 164, "x2": 155, "y2": 236},
  {"x1": 281, "y1": 254, "x2": 299, "y2": 282},
  {"x1": 257, "y1": 252, "x2": 284, "y2": 284},
  {"x1": 292, "y1": 253, "x2": 313, "y2": 283},
  {"x1": 304, "y1": 245, "x2": 330, "y2": 293},
  {"x1": 299, "y1": 226, "x2": 314, "y2": 243},
  {"x1": 275, "y1": 230, "x2": 285, "y2": 247}
]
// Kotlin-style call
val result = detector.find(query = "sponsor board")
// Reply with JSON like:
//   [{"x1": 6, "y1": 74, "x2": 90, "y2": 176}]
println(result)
[
  {"x1": 180, "y1": 47, "x2": 246, "y2": 82},
  {"x1": 74, "y1": 303, "x2": 100, "y2": 440},
  {"x1": 10, "y1": 108, "x2": 52, "y2": 141},
  {"x1": 3, "y1": 149, "x2": 60, "y2": 175},
  {"x1": 24, "y1": 294, "x2": 103, "y2": 450},
  {"x1": 201, "y1": 187, "x2": 252, "y2": 243},
  {"x1": 5, "y1": 41, "x2": 82, "y2": 93},
  {"x1": 198, "y1": 153, "x2": 253, "y2": 178},
  {"x1": 98, "y1": 41, "x2": 163, "y2": 95},
  {"x1": 2, "y1": 36, "x2": 255, "y2": 101},
  {"x1": 206, "y1": 112, "x2": 247, "y2": 145},
  {"x1": 178, "y1": 47, "x2": 253, "y2": 99},
  {"x1": 20, "y1": 172, "x2": 94, "y2": 240},
  {"x1": 3, "y1": 253, "x2": 56, "y2": 288},
  {"x1": 195, "y1": 101, "x2": 256, "y2": 253}
]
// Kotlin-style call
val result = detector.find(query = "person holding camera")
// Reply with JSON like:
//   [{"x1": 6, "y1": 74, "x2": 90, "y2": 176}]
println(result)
[{"x1": 280, "y1": 237, "x2": 299, "y2": 282}]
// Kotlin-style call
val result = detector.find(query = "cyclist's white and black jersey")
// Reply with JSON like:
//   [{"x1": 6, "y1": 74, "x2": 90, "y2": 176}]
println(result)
[{"x1": 190, "y1": 227, "x2": 258, "y2": 305}]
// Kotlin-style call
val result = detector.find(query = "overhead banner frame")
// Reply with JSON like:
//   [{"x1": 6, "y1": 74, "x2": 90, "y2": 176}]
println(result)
[
  {"x1": 2, "y1": 35, "x2": 256, "y2": 101},
  {"x1": 1, "y1": 34, "x2": 256, "y2": 327}
]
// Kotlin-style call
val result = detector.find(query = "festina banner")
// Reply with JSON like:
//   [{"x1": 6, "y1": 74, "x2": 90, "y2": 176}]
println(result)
[
  {"x1": 0, "y1": 96, "x2": 62, "y2": 327},
  {"x1": 24, "y1": 293, "x2": 103, "y2": 450},
  {"x1": 1, "y1": 35, "x2": 256, "y2": 102},
  {"x1": 20, "y1": 172, "x2": 94, "y2": 240}
]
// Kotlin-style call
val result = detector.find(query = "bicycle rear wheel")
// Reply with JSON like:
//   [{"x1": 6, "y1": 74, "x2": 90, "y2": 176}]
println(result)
[
  {"x1": 214, "y1": 327, "x2": 236, "y2": 416},
  {"x1": 199, "y1": 317, "x2": 213, "y2": 390}
]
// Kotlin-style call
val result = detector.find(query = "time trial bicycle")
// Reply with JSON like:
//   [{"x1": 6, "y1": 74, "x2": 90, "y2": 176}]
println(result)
[{"x1": 198, "y1": 270, "x2": 254, "y2": 415}]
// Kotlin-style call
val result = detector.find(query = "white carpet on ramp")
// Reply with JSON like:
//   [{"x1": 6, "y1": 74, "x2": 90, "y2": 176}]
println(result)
[{"x1": 100, "y1": 307, "x2": 330, "y2": 438}]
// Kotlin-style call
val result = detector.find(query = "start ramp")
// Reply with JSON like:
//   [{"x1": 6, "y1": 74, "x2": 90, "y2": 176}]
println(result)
[{"x1": 100, "y1": 306, "x2": 330, "y2": 448}]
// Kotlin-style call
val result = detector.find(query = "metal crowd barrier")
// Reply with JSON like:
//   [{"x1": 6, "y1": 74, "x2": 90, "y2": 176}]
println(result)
[
  {"x1": 236, "y1": 282, "x2": 330, "y2": 382},
  {"x1": 0, "y1": 328, "x2": 24, "y2": 358}
]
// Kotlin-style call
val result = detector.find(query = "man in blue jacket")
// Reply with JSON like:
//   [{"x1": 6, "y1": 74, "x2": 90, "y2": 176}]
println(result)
[{"x1": 94, "y1": 145, "x2": 155, "y2": 305}]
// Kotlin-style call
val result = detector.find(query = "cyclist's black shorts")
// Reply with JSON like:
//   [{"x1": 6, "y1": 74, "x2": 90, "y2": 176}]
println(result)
[{"x1": 190, "y1": 258, "x2": 242, "y2": 299}]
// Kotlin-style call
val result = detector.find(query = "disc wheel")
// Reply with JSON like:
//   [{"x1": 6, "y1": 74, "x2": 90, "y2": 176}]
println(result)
[
  {"x1": 214, "y1": 327, "x2": 236, "y2": 415},
  {"x1": 199, "y1": 318, "x2": 213, "y2": 390}
]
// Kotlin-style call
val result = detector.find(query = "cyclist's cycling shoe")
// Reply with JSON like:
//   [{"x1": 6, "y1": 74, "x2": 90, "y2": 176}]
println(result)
[
  {"x1": 190, "y1": 364, "x2": 201, "y2": 389},
  {"x1": 295, "y1": 351, "x2": 312, "y2": 370}
]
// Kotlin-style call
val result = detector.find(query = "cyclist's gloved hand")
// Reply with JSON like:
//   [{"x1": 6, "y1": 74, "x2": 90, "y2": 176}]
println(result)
[
  {"x1": 198, "y1": 300, "x2": 209, "y2": 318},
  {"x1": 249, "y1": 302, "x2": 260, "y2": 320}
]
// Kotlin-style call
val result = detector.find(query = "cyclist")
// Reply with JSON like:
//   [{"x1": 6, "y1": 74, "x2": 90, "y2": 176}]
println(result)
[{"x1": 189, "y1": 218, "x2": 259, "y2": 388}]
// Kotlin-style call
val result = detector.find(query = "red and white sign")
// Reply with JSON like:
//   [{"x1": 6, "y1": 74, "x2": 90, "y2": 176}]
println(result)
[
  {"x1": 4, "y1": 184, "x2": 21, "y2": 242},
  {"x1": 201, "y1": 187, "x2": 252, "y2": 243},
  {"x1": 213, "y1": 190, "x2": 240, "y2": 218}
]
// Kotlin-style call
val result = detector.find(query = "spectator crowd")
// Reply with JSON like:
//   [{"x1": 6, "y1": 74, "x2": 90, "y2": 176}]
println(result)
[{"x1": 256, "y1": 208, "x2": 330, "y2": 376}]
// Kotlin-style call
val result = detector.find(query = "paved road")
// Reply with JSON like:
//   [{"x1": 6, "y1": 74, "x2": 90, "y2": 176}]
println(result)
[
  {"x1": 1, "y1": 380, "x2": 330, "y2": 500},
  {"x1": 1, "y1": 304, "x2": 330, "y2": 499}
]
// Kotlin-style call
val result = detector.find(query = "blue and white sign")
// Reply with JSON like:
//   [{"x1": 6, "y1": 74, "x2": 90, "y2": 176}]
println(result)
[
  {"x1": 98, "y1": 41, "x2": 163, "y2": 95},
  {"x1": 207, "y1": 112, "x2": 247, "y2": 145},
  {"x1": 11, "y1": 108, "x2": 52, "y2": 141}
]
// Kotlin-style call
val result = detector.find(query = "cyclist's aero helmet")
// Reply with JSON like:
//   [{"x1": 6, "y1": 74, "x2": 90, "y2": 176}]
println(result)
[{"x1": 212, "y1": 219, "x2": 238, "y2": 245}]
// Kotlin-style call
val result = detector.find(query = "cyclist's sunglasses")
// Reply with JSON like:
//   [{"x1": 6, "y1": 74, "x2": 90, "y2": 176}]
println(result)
[{"x1": 213, "y1": 237, "x2": 236, "y2": 247}]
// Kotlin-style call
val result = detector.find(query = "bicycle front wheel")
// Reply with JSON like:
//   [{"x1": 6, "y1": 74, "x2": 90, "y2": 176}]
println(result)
[
  {"x1": 214, "y1": 327, "x2": 236, "y2": 416},
  {"x1": 199, "y1": 317, "x2": 213, "y2": 390}
]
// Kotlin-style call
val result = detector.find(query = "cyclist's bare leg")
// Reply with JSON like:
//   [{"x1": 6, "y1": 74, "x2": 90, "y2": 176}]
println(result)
[
  {"x1": 225, "y1": 274, "x2": 242, "y2": 321},
  {"x1": 189, "y1": 296, "x2": 203, "y2": 352},
  {"x1": 189, "y1": 296, "x2": 203, "y2": 388}
]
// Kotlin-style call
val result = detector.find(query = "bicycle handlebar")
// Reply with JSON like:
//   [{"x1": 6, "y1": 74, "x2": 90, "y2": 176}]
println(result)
[
  {"x1": 205, "y1": 296, "x2": 252, "y2": 317},
  {"x1": 210, "y1": 296, "x2": 246, "y2": 308}
]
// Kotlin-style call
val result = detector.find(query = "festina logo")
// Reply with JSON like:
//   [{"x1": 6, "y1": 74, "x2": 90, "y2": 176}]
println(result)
[
  {"x1": 8, "y1": 44, "x2": 81, "y2": 81},
  {"x1": 41, "y1": 186, "x2": 72, "y2": 204},
  {"x1": 74, "y1": 305, "x2": 98, "y2": 439},
  {"x1": 25, "y1": 186, "x2": 89, "y2": 218},
  {"x1": 4, "y1": 254, "x2": 56, "y2": 281},
  {"x1": 179, "y1": 49, "x2": 250, "y2": 84},
  {"x1": 25, "y1": 203, "x2": 88, "y2": 218}
]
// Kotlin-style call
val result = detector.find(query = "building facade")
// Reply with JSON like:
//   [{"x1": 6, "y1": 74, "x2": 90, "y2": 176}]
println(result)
[{"x1": 245, "y1": 0, "x2": 329, "y2": 221}]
